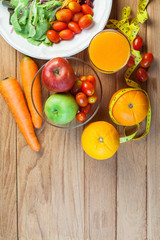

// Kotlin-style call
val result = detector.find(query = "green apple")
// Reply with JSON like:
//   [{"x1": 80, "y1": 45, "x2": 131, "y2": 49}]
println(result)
[{"x1": 45, "y1": 93, "x2": 79, "y2": 124}]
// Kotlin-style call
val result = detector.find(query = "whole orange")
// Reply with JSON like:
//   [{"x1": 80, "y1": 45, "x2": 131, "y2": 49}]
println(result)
[
  {"x1": 81, "y1": 121, "x2": 120, "y2": 160},
  {"x1": 109, "y1": 89, "x2": 149, "y2": 126}
]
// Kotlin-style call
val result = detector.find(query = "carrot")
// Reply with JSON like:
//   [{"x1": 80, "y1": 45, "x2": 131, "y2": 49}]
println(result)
[
  {"x1": 0, "y1": 78, "x2": 40, "y2": 152},
  {"x1": 20, "y1": 56, "x2": 43, "y2": 129}
]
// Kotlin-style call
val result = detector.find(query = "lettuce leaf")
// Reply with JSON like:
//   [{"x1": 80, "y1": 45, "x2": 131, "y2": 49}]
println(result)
[{"x1": 9, "y1": 0, "x2": 63, "y2": 46}]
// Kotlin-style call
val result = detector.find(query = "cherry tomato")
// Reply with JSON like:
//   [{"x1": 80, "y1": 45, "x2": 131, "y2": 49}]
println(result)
[
  {"x1": 88, "y1": 92, "x2": 98, "y2": 104},
  {"x1": 140, "y1": 53, "x2": 154, "y2": 68},
  {"x1": 80, "y1": 103, "x2": 91, "y2": 114},
  {"x1": 78, "y1": 76, "x2": 87, "y2": 82},
  {"x1": 59, "y1": 29, "x2": 74, "y2": 40},
  {"x1": 78, "y1": 14, "x2": 93, "y2": 29},
  {"x1": 68, "y1": 21, "x2": 82, "y2": 34},
  {"x1": 47, "y1": 30, "x2": 60, "y2": 43},
  {"x1": 72, "y1": 12, "x2": 84, "y2": 23},
  {"x1": 133, "y1": 37, "x2": 143, "y2": 50},
  {"x1": 68, "y1": 1, "x2": 81, "y2": 12},
  {"x1": 136, "y1": 68, "x2": 147, "y2": 82},
  {"x1": 86, "y1": 75, "x2": 96, "y2": 87},
  {"x1": 76, "y1": 112, "x2": 86, "y2": 122},
  {"x1": 52, "y1": 21, "x2": 68, "y2": 31},
  {"x1": 126, "y1": 56, "x2": 135, "y2": 68},
  {"x1": 76, "y1": 92, "x2": 88, "y2": 107},
  {"x1": 81, "y1": 4, "x2": 93, "y2": 15},
  {"x1": 81, "y1": 81, "x2": 95, "y2": 96},
  {"x1": 70, "y1": 80, "x2": 82, "y2": 95},
  {"x1": 56, "y1": 9, "x2": 73, "y2": 22}
]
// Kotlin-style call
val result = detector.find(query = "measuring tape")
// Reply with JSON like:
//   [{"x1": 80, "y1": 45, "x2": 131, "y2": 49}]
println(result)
[{"x1": 106, "y1": 0, "x2": 151, "y2": 142}]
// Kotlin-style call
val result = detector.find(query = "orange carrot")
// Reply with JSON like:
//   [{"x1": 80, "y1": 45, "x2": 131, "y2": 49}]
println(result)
[
  {"x1": 0, "y1": 78, "x2": 40, "y2": 152},
  {"x1": 20, "y1": 56, "x2": 43, "y2": 128}
]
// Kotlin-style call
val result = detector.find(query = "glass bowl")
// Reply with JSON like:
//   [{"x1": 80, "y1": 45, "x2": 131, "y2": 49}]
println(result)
[{"x1": 31, "y1": 57, "x2": 102, "y2": 129}]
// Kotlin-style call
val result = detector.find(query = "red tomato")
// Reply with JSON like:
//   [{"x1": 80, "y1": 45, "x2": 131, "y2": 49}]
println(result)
[
  {"x1": 136, "y1": 68, "x2": 147, "y2": 82},
  {"x1": 59, "y1": 29, "x2": 74, "y2": 40},
  {"x1": 140, "y1": 53, "x2": 154, "y2": 68},
  {"x1": 47, "y1": 30, "x2": 60, "y2": 43},
  {"x1": 70, "y1": 80, "x2": 82, "y2": 95},
  {"x1": 68, "y1": 21, "x2": 82, "y2": 34},
  {"x1": 81, "y1": 4, "x2": 93, "y2": 15},
  {"x1": 88, "y1": 92, "x2": 98, "y2": 104},
  {"x1": 133, "y1": 37, "x2": 143, "y2": 50},
  {"x1": 81, "y1": 81, "x2": 95, "y2": 96},
  {"x1": 126, "y1": 56, "x2": 135, "y2": 68},
  {"x1": 72, "y1": 12, "x2": 84, "y2": 23},
  {"x1": 76, "y1": 92, "x2": 88, "y2": 107},
  {"x1": 56, "y1": 9, "x2": 73, "y2": 22},
  {"x1": 76, "y1": 112, "x2": 86, "y2": 122},
  {"x1": 52, "y1": 21, "x2": 68, "y2": 31},
  {"x1": 86, "y1": 75, "x2": 96, "y2": 87},
  {"x1": 78, "y1": 76, "x2": 87, "y2": 82},
  {"x1": 68, "y1": 1, "x2": 81, "y2": 12},
  {"x1": 78, "y1": 14, "x2": 93, "y2": 29},
  {"x1": 79, "y1": 103, "x2": 91, "y2": 114}
]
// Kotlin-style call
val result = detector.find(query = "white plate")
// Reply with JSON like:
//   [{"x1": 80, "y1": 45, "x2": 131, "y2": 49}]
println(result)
[{"x1": 0, "y1": 0, "x2": 112, "y2": 60}]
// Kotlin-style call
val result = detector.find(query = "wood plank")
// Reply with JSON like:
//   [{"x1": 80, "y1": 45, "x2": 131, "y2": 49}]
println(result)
[
  {"x1": 0, "y1": 36, "x2": 17, "y2": 240},
  {"x1": 48, "y1": 52, "x2": 84, "y2": 240},
  {"x1": 116, "y1": 1, "x2": 147, "y2": 240},
  {"x1": 84, "y1": 1, "x2": 117, "y2": 239},
  {"x1": 16, "y1": 53, "x2": 50, "y2": 240},
  {"x1": 48, "y1": 127, "x2": 84, "y2": 240},
  {"x1": 147, "y1": 0, "x2": 160, "y2": 239},
  {"x1": 16, "y1": 52, "x2": 85, "y2": 240}
]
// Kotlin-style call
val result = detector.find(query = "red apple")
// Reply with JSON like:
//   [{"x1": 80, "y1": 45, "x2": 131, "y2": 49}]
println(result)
[{"x1": 42, "y1": 57, "x2": 76, "y2": 92}]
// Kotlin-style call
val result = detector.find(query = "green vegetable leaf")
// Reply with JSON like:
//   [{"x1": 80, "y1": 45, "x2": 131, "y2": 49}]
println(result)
[
  {"x1": 8, "y1": 0, "x2": 63, "y2": 46},
  {"x1": 27, "y1": 38, "x2": 41, "y2": 46},
  {"x1": 11, "y1": 12, "x2": 21, "y2": 31}
]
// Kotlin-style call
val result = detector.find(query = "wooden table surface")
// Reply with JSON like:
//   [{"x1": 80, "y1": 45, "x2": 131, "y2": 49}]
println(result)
[{"x1": 0, "y1": 0, "x2": 160, "y2": 239}]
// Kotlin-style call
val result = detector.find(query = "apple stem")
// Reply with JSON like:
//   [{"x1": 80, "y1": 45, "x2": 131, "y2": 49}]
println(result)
[
  {"x1": 54, "y1": 110, "x2": 58, "y2": 114},
  {"x1": 53, "y1": 69, "x2": 60, "y2": 75}
]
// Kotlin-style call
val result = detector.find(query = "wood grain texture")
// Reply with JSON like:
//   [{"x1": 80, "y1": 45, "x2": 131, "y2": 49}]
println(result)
[
  {"x1": 48, "y1": 52, "x2": 85, "y2": 240},
  {"x1": 84, "y1": 1, "x2": 117, "y2": 238},
  {"x1": 16, "y1": 52, "x2": 50, "y2": 240},
  {"x1": 0, "y1": 0, "x2": 160, "y2": 239},
  {"x1": 16, "y1": 52, "x2": 85, "y2": 240},
  {"x1": 48, "y1": 127, "x2": 84, "y2": 240},
  {"x1": 147, "y1": 0, "x2": 160, "y2": 239},
  {"x1": 0, "y1": 36, "x2": 17, "y2": 240},
  {"x1": 84, "y1": 54, "x2": 117, "y2": 240},
  {"x1": 116, "y1": 1, "x2": 147, "y2": 240}
]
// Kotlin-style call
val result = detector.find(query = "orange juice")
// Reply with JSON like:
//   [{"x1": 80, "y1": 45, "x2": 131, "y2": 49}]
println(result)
[{"x1": 89, "y1": 30, "x2": 131, "y2": 73}]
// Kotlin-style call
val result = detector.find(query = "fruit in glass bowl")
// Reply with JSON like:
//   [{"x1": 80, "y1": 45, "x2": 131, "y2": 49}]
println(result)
[
  {"x1": 31, "y1": 57, "x2": 102, "y2": 129},
  {"x1": 42, "y1": 57, "x2": 76, "y2": 92},
  {"x1": 44, "y1": 93, "x2": 79, "y2": 124}
]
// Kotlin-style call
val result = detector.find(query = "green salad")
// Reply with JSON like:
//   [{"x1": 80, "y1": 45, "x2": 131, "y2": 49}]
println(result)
[{"x1": 2, "y1": 0, "x2": 63, "y2": 46}]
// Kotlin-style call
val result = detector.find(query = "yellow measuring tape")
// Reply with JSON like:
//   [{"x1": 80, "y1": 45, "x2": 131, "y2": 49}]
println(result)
[{"x1": 106, "y1": 0, "x2": 151, "y2": 142}]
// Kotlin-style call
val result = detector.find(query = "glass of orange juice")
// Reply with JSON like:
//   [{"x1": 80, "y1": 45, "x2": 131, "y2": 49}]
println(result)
[{"x1": 88, "y1": 29, "x2": 131, "y2": 73}]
